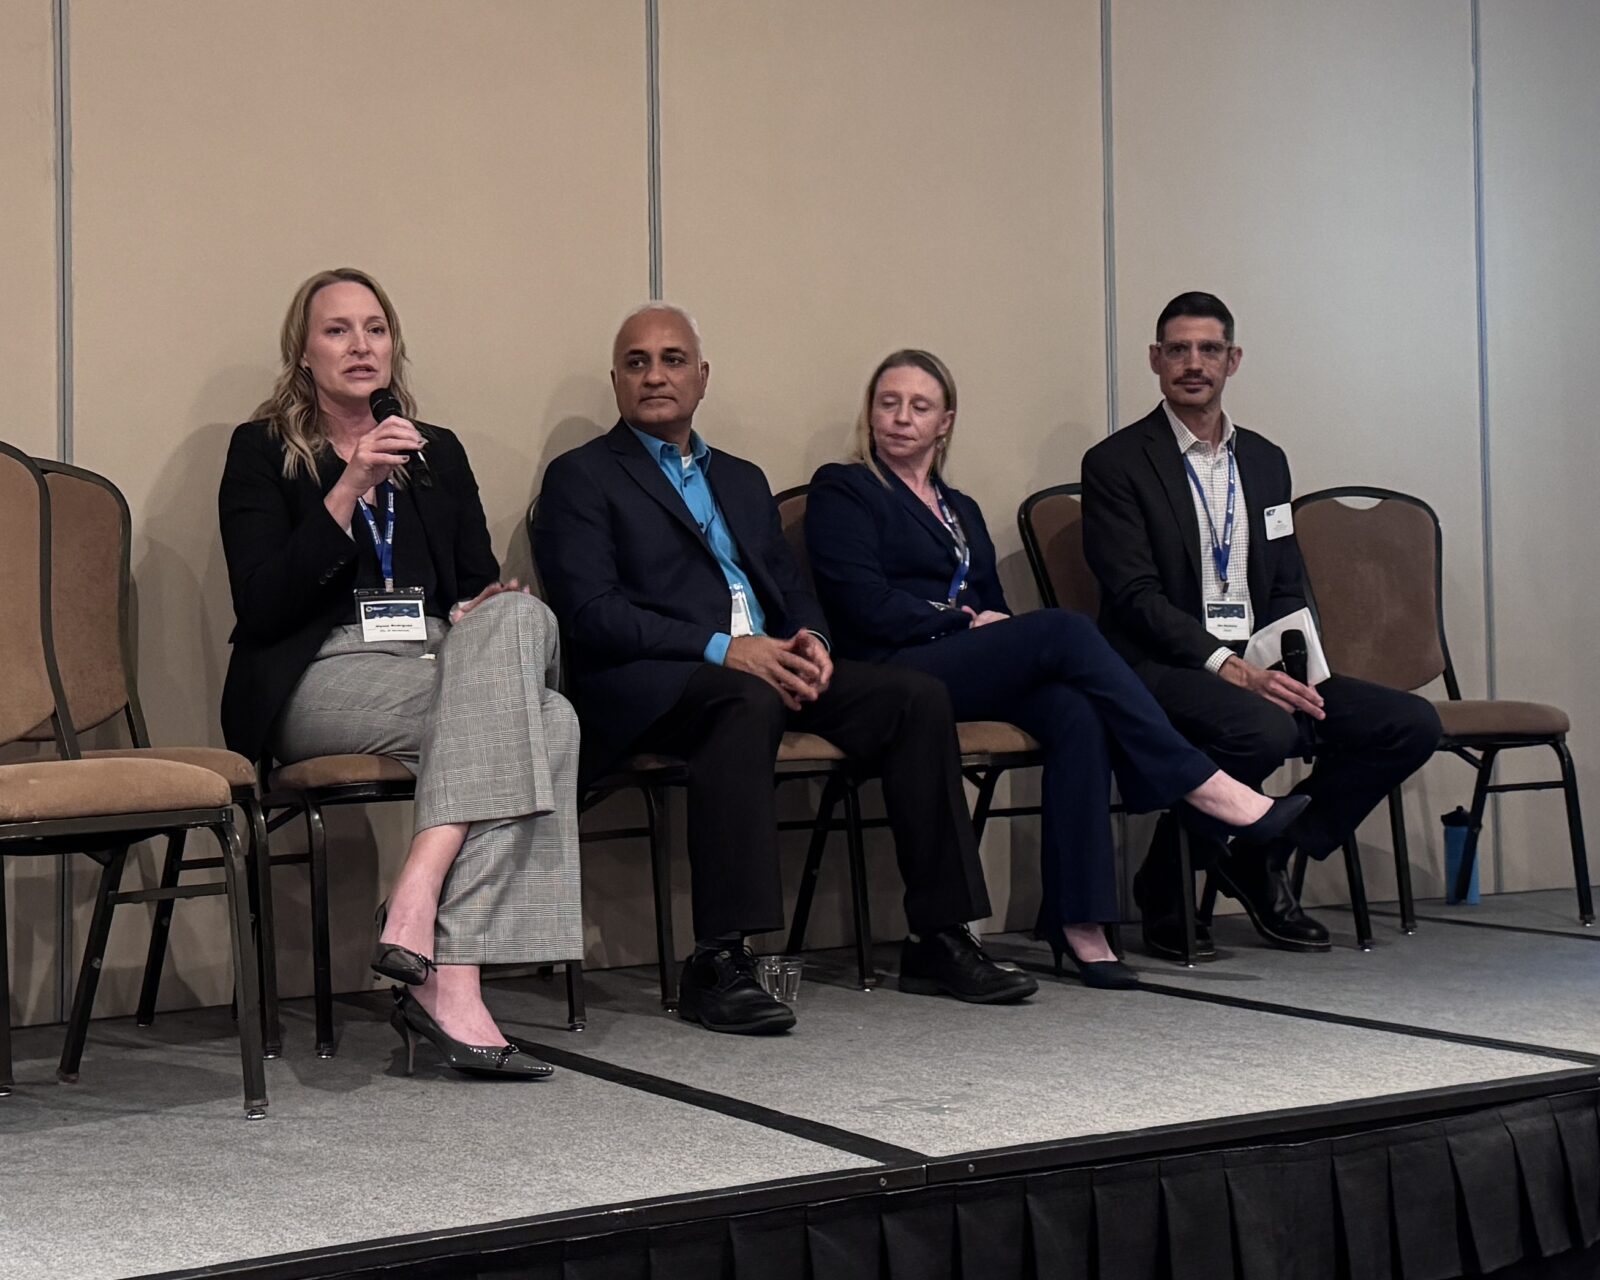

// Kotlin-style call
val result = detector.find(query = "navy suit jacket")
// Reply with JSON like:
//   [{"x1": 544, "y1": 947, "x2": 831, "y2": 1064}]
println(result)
[
  {"x1": 534, "y1": 421, "x2": 829, "y2": 781},
  {"x1": 218, "y1": 419, "x2": 497, "y2": 761},
  {"x1": 805, "y1": 460, "x2": 1008, "y2": 663},
  {"x1": 1079, "y1": 405, "x2": 1309, "y2": 673}
]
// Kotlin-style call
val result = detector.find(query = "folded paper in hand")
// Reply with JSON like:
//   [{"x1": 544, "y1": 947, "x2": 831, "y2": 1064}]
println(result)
[{"x1": 1243, "y1": 607, "x2": 1331, "y2": 685}]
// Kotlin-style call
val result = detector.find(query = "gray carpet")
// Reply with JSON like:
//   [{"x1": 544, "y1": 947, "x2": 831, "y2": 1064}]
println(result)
[
  {"x1": 0, "y1": 998, "x2": 871, "y2": 1280},
  {"x1": 485, "y1": 950, "x2": 1576, "y2": 1159},
  {"x1": 1352, "y1": 886, "x2": 1599, "y2": 939},
  {"x1": 2, "y1": 914, "x2": 1590, "y2": 1279},
  {"x1": 1075, "y1": 906, "x2": 1600, "y2": 1057}
]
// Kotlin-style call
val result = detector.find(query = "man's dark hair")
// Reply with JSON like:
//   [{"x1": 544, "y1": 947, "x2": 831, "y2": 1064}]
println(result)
[{"x1": 1156, "y1": 292, "x2": 1234, "y2": 343}]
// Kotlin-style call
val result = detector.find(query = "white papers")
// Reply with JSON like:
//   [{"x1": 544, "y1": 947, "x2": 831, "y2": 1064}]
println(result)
[{"x1": 1243, "y1": 607, "x2": 1331, "y2": 686}]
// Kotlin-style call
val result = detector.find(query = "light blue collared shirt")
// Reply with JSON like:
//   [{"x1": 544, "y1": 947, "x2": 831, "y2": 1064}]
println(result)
[{"x1": 629, "y1": 425, "x2": 766, "y2": 664}]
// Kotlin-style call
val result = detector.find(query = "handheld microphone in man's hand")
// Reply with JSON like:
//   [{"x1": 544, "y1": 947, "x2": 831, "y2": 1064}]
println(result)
[
  {"x1": 1280, "y1": 628, "x2": 1314, "y2": 761},
  {"x1": 1281, "y1": 629, "x2": 1308, "y2": 686},
  {"x1": 369, "y1": 387, "x2": 432, "y2": 485}
]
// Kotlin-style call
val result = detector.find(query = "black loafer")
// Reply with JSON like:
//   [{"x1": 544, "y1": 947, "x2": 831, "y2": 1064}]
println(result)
[
  {"x1": 898, "y1": 926, "x2": 1038, "y2": 1003},
  {"x1": 1139, "y1": 913, "x2": 1217, "y2": 962},
  {"x1": 1212, "y1": 841, "x2": 1332, "y2": 952},
  {"x1": 678, "y1": 947, "x2": 796, "y2": 1035}
]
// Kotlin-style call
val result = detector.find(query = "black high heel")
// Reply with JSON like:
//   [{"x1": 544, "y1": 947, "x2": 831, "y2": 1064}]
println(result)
[
  {"x1": 389, "y1": 989, "x2": 554, "y2": 1079},
  {"x1": 1187, "y1": 792, "x2": 1310, "y2": 845},
  {"x1": 1048, "y1": 932, "x2": 1141, "y2": 990},
  {"x1": 372, "y1": 901, "x2": 437, "y2": 986}
]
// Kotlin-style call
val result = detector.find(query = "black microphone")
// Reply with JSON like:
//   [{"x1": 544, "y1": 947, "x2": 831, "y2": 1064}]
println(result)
[
  {"x1": 1281, "y1": 629, "x2": 1308, "y2": 686},
  {"x1": 1280, "y1": 628, "x2": 1313, "y2": 761},
  {"x1": 369, "y1": 387, "x2": 432, "y2": 486}
]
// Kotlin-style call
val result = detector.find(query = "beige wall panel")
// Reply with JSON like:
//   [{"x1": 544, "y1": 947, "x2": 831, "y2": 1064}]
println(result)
[
  {"x1": 658, "y1": 0, "x2": 1106, "y2": 939},
  {"x1": 1111, "y1": 0, "x2": 1485, "y2": 904},
  {"x1": 1, "y1": 1, "x2": 60, "y2": 1024},
  {"x1": 66, "y1": 1, "x2": 648, "y2": 1016},
  {"x1": 1479, "y1": 0, "x2": 1600, "y2": 896},
  {"x1": 0, "y1": 0, "x2": 57, "y2": 458}
]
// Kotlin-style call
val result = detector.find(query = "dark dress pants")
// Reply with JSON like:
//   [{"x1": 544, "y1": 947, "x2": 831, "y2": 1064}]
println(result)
[
  {"x1": 1137, "y1": 664, "x2": 1442, "y2": 903},
  {"x1": 889, "y1": 610, "x2": 1217, "y2": 926},
  {"x1": 635, "y1": 658, "x2": 992, "y2": 941}
]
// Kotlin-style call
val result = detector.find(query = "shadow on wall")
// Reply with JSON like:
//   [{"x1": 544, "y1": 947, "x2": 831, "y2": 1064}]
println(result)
[{"x1": 501, "y1": 394, "x2": 611, "y2": 591}]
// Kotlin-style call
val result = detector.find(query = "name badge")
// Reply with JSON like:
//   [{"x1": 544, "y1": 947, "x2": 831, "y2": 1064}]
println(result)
[
  {"x1": 729, "y1": 584, "x2": 755, "y2": 638},
  {"x1": 356, "y1": 588, "x2": 429, "y2": 642},
  {"x1": 1263, "y1": 504, "x2": 1294, "y2": 541},
  {"x1": 1204, "y1": 599, "x2": 1250, "y2": 642}
]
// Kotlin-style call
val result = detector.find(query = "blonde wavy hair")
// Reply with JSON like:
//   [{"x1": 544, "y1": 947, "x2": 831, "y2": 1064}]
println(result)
[
  {"x1": 253, "y1": 267, "x2": 417, "y2": 480},
  {"x1": 847, "y1": 349, "x2": 959, "y2": 485}
]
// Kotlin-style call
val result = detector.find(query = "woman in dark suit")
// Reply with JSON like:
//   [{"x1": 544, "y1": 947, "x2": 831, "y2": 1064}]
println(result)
[
  {"x1": 219, "y1": 267, "x2": 580, "y2": 1076},
  {"x1": 806, "y1": 350, "x2": 1304, "y2": 987}
]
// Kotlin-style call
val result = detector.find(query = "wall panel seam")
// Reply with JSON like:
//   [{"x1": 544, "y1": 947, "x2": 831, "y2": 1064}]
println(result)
[
  {"x1": 646, "y1": 0, "x2": 662, "y2": 300},
  {"x1": 1469, "y1": 0, "x2": 1503, "y2": 883},
  {"x1": 52, "y1": 0, "x2": 74, "y2": 1021},
  {"x1": 1099, "y1": 0, "x2": 1118, "y2": 439}
]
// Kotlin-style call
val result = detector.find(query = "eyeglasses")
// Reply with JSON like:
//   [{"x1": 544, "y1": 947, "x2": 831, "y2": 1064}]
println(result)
[{"x1": 1156, "y1": 340, "x2": 1233, "y2": 363}]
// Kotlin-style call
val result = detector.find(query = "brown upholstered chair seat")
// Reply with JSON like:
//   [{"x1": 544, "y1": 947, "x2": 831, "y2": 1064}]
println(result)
[
  {"x1": 958, "y1": 721, "x2": 1042, "y2": 755},
  {"x1": 1436, "y1": 699, "x2": 1571, "y2": 740},
  {"x1": 0, "y1": 758, "x2": 231, "y2": 822},
  {"x1": 267, "y1": 754, "x2": 416, "y2": 792},
  {"x1": 777, "y1": 731, "x2": 846, "y2": 762},
  {"x1": 84, "y1": 745, "x2": 257, "y2": 789}
]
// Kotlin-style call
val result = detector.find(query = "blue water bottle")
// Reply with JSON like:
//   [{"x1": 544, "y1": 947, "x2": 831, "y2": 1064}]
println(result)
[{"x1": 1442, "y1": 806, "x2": 1480, "y2": 905}]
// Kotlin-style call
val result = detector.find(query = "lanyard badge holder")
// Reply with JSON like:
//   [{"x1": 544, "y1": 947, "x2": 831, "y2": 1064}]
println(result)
[
  {"x1": 1184, "y1": 445, "x2": 1249, "y2": 643},
  {"x1": 936, "y1": 489, "x2": 972, "y2": 607},
  {"x1": 354, "y1": 482, "x2": 428, "y2": 641}
]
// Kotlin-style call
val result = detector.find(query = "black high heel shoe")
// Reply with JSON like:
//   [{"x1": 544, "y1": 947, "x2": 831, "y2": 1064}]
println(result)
[
  {"x1": 371, "y1": 902, "x2": 437, "y2": 986},
  {"x1": 389, "y1": 989, "x2": 554, "y2": 1079},
  {"x1": 1048, "y1": 933, "x2": 1141, "y2": 990},
  {"x1": 1186, "y1": 792, "x2": 1310, "y2": 845}
]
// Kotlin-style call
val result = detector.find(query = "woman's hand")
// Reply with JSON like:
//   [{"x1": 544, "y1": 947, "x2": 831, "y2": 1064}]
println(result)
[
  {"x1": 449, "y1": 579, "x2": 533, "y2": 625},
  {"x1": 960, "y1": 607, "x2": 1009, "y2": 628},
  {"x1": 337, "y1": 417, "x2": 426, "y2": 497},
  {"x1": 324, "y1": 417, "x2": 427, "y2": 528}
]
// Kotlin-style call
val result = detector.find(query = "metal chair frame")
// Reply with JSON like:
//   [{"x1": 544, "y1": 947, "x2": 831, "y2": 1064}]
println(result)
[
  {"x1": 1, "y1": 441, "x2": 266, "y2": 1116},
  {"x1": 1293, "y1": 485, "x2": 1591, "y2": 927},
  {"x1": 31, "y1": 458, "x2": 283, "y2": 1056}
]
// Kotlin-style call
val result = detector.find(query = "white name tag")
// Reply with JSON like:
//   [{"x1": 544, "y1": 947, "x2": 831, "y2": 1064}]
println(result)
[
  {"x1": 1263, "y1": 503, "x2": 1294, "y2": 540},
  {"x1": 729, "y1": 584, "x2": 755, "y2": 638},
  {"x1": 356, "y1": 589, "x2": 429, "y2": 642},
  {"x1": 1204, "y1": 599, "x2": 1250, "y2": 642}
]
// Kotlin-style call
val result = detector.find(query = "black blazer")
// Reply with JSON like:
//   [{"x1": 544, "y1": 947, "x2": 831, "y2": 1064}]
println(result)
[
  {"x1": 805, "y1": 460, "x2": 1008, "y2": 662},
  {"x1": 534, "y1": 421, "x2": 829, "y2": 781},
  {"x1": 1080, "y1": 405, "x2": 1309, "y2": 673},
  {"x1": 217, "y1": 419, "x2": 498, "y2": 761}
]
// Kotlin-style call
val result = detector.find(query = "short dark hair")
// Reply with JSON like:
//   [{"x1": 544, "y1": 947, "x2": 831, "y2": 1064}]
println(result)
[{"x1": 1156, "y1": 292, "x2": 1234, "y2": 343}]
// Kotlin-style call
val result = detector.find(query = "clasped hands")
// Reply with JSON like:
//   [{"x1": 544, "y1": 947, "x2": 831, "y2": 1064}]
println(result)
[{"x1": 725, "y1": 632, "x2": 833, "y2": 711}]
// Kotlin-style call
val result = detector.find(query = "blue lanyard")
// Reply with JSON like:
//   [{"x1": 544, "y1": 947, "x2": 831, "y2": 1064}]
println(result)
[
  {"x1": 355, "y1": 481, "x2": 397, "y2": 591},
  {"x1": 934, "y1": 487, "x2": 971, "y2": 606},
  {"x1": 1181, "y1": 443, "x2": 1237, "y2": 591}
]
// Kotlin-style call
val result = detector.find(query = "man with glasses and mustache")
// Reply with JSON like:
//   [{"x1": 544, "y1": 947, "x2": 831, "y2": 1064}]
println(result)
[{"x1": 1081, "y1": 292, "x2": 1440, "y2": 961}]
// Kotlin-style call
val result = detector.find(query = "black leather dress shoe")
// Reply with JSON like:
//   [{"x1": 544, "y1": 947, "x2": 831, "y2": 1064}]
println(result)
[
  {"x1": 898, "y1": 926, "x2": 1038, "y2": 1003},
  {"x1": 1211, "y1": 840, "x2": 1331, "y2": 952},
  {"x1": 1139, "y1": 913, "x2": 1217, "y2": 962},
  {"x1": 678, "y1": 947, "x2": 796, "y2": 1035},
  {"x1": 1131, "y1": 860, "x2": 1216, "y2": 962}
]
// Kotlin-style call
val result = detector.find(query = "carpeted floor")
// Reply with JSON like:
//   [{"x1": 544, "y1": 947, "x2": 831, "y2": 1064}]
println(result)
[{"x1": 1, "y1": 900, "x2": 1593, "y2": 1279}]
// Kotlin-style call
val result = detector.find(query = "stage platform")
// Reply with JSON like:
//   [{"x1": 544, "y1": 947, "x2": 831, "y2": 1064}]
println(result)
[{"x1": 3, "y1": 890, "x2": 1599, "y2": 1280}]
